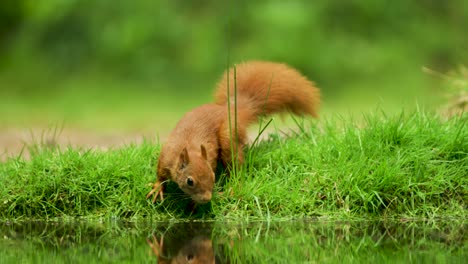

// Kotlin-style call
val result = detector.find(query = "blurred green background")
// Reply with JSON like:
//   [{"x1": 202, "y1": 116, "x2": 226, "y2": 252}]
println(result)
[{"x1": 0, "y1": 0, "x2": 466, "y2": 132}]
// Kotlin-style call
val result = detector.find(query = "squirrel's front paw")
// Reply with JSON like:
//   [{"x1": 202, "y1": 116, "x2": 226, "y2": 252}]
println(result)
[{"x1": 146, "y1": 181, "x2": 164, "y2": 203}]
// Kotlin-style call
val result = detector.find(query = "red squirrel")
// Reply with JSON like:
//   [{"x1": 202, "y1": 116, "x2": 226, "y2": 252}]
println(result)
[{"x1": 146, "y1": 61, "x2": 320, "y2": 204}]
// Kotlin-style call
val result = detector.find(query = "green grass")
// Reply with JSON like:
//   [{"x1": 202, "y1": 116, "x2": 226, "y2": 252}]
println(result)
[{"x1": 0, "y1": 110, "x2": 466, "y2": 221}]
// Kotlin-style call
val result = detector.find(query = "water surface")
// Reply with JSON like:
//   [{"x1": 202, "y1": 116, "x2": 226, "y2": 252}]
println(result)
[{"x1": 0, "y1": 219, "x2": 465, "y2": 263}]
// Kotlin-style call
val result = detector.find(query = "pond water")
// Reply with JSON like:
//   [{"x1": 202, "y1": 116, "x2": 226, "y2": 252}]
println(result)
[{"x1": 0, "y1": 219, "x2": 465, "y2": 263}]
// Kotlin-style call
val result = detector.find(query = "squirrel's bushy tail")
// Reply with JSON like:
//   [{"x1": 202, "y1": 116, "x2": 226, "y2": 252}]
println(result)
[{"x1": 214, "y1": 61, "x2": 320, "y2": 124}]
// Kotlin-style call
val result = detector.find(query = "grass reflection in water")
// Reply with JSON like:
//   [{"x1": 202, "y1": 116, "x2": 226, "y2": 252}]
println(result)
[{"x1": 0, "y1": 219, "x2": 465, "y2": 263}]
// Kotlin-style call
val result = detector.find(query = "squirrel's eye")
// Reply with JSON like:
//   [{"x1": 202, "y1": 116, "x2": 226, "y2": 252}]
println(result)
[{"x1": 186, "y1": 177, "x2": 194, "y2": 187}]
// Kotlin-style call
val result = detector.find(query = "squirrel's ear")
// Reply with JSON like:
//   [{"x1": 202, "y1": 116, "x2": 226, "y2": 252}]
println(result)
[
  {"x1": 179, "y1": 147, "x2": 190, "y2": 169},
  {"x1": 200, "y1": 144, "x2": 208, "y2": 160},
  {"x1": 159, "y1": 167, "x2": 171, "y2": 177}
]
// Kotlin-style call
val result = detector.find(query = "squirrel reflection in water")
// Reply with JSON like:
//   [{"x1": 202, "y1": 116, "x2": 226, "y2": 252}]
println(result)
[{"x1": 147, "y1": 223, "x2": 227, "y2": 264}]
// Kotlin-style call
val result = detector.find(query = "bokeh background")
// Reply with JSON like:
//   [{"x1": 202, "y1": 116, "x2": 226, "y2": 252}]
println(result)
[{"x1": 0, "y1": 1, "x2": 466, "y2": 155}]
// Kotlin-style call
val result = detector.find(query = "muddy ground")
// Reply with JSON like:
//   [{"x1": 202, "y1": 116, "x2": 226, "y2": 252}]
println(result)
[
  {"x1": 0, "y1": 128, "x2": 159, "y2": 161},
  {"x1": 0, "y1": 127, "x2": 276, "y2": 162}
]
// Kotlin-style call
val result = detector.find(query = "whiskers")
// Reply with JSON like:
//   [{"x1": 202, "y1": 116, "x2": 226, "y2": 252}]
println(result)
[
  {"x1": 159, "y1": 190, "x2": 193, "y2": 207},
  {"x1": 150, "y1": 181, "x2": 211, "y2": 216}
]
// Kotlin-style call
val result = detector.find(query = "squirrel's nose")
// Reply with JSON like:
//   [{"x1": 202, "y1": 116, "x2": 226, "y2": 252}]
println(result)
[{"x1": 197, "y1": 192, "x2": 212, "y2": 204}]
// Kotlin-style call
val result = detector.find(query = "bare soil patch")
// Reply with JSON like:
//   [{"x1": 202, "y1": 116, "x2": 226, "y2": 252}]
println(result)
[{"x1": 0, "y1": 128, "x2": 160, "y2": 161}]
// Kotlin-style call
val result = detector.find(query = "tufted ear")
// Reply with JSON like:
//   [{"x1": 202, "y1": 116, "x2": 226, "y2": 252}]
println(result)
[
  {"x1": 159, "y1": 167, "x2": 171, "y2": 177},
  {"x1": 179, "y1": 147, "x2": 190, "y2": 169},
  {"x1": 200, "y1": 144, "x2": 208, "y2": 160}
]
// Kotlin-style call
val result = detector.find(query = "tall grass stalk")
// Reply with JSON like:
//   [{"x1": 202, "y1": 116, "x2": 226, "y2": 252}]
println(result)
[{"x1": 226, "y1": 65, "x2": 239, "y2": 176}]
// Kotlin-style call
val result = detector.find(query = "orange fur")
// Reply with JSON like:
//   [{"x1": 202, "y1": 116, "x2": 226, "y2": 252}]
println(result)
[
  {"x1": 146, "y1": 61, "x2": 321, "y2": 204},
  {"x1": 215, "y1": 61, "x2": 320, "y2": 118}
]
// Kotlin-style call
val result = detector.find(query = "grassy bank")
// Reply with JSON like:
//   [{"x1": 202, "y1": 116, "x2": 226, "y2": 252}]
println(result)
[{"x1": 0, "y1": 111, "x2": 466, "y2": 221}]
